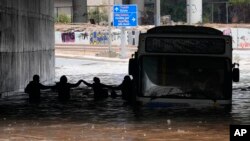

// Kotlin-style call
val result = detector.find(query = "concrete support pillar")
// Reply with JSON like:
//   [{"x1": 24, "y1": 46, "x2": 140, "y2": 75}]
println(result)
[
  {"x1": 187, "y1": 0, "x2": 202, "y2": 24},
  {"x1": 155, "y1": 0, "x2": 161, "y2": 26},
  {"x1": 73, "y1": 0, "x2": 88, "y2": 23},
  {"x1": 0, "y1": 0, "x2": 55, "y2": 94}
]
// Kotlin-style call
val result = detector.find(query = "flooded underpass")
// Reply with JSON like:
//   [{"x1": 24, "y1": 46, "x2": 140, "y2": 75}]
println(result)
[{"x1": 0, "y1": 50, "x2": 250, "y2": 141}]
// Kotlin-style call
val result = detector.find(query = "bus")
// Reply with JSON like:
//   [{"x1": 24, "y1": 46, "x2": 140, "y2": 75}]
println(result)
[{"x1": 129, "y1": 26, "x2": 239, "y2": 107}]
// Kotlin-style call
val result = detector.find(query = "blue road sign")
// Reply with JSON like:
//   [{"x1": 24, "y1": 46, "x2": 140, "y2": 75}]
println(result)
[{"x1": 113, "y1": 5, "x2": 137, "y2": 27}]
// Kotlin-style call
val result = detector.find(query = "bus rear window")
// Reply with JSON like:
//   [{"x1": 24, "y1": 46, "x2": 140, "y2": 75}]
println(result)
[
  {"x1": 145, "y1": 37, "x2": 226, "y2": 54},
  {"x1": 141, "y1": 56, "x2": 230, "y2": 99}
]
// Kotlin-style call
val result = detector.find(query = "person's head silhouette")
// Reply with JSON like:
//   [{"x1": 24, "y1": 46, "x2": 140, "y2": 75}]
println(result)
[
  {"x1": 93, "y1": 77, "x2": 100, "y2": 84},
  {"x1": 124, "y1": 75, "x2": 131, "y2": 82},
  {"x1": 33, "y1": 75, "x2": 40, "y2": 83},
  {"x1": 60, "y1": 75, "x2": 68, "y2": 84}
]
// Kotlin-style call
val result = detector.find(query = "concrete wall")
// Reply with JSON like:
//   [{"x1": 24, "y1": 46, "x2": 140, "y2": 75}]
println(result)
[
  {"x1": 0, "y1": 0, "x2": 55, "y2": 94},
  {"x1": 55, "y1": 27, "x2": 250, "y2": 48},
  {"x1": 55, "y1": 29, "x2": 140, "y2": 46}
]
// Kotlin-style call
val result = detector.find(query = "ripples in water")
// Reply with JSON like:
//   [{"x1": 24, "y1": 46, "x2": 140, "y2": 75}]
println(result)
[
  {"x1": 0, "y1": 91, "x2": 236, "y2": 141},
  {"x1": 0, "y1": 57, "x2": 250, "y2": 140}
]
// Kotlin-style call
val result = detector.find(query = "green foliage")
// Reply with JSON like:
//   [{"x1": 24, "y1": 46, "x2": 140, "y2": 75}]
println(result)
[
  {"x1": 88, "y1": 7, "x2": 108, "y2": 24},
  {"x1": 203, "y1": 3, "x2": 212, "y2": 23},
  {"x1": 203, "y1": 12, "x2": 211, "y2": 23},
  {"x1": 56, "y1": 14, "x2": 71, "y2": 23}
]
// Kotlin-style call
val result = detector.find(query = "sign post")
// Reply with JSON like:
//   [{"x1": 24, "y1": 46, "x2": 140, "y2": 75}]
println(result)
[
  {"x1": 113, "y1": 5, "x2": 138, "y2": 58},
  {"x1": 108, "y1": 0, "x2": 112, "y2": 57}
]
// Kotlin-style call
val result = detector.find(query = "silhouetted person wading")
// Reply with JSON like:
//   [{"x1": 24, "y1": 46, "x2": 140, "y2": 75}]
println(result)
[
  {"x1": 112, "y1": 75, "x2": 134, "y2": 103},
  {"x1": 52, "y1": 75, "x2": 83, "y2": 103},
  {"x1": 25, "y1": 75, "x2": 51, "y2": 103},
  {"x1": 83, "y1": 77, "x2": 112, "y2": 101}
]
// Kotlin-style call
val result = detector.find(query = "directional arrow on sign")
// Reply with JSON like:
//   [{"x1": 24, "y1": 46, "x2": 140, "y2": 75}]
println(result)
[{"x1": 115, "y1": 7, "x2": 119, "y2": 12}]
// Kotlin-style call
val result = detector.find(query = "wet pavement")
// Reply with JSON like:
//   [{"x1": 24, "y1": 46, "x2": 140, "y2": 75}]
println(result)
[{"x1": 0, "y1": 50, "x2": 250, "y2": 141}]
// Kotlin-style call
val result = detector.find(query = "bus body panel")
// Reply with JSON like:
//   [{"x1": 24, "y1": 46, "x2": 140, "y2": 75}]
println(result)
[
  {"x1": 129, "y1": 26, "x2": 234, "y2": 107},
  {"x1": 137, "y1": 97, "x2": 231, "y2": 108}
]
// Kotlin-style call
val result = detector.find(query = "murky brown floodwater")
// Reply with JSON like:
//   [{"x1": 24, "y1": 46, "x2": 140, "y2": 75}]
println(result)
[{"x1": 0, "y1": 51, "x2": 250, "y2": 141}]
